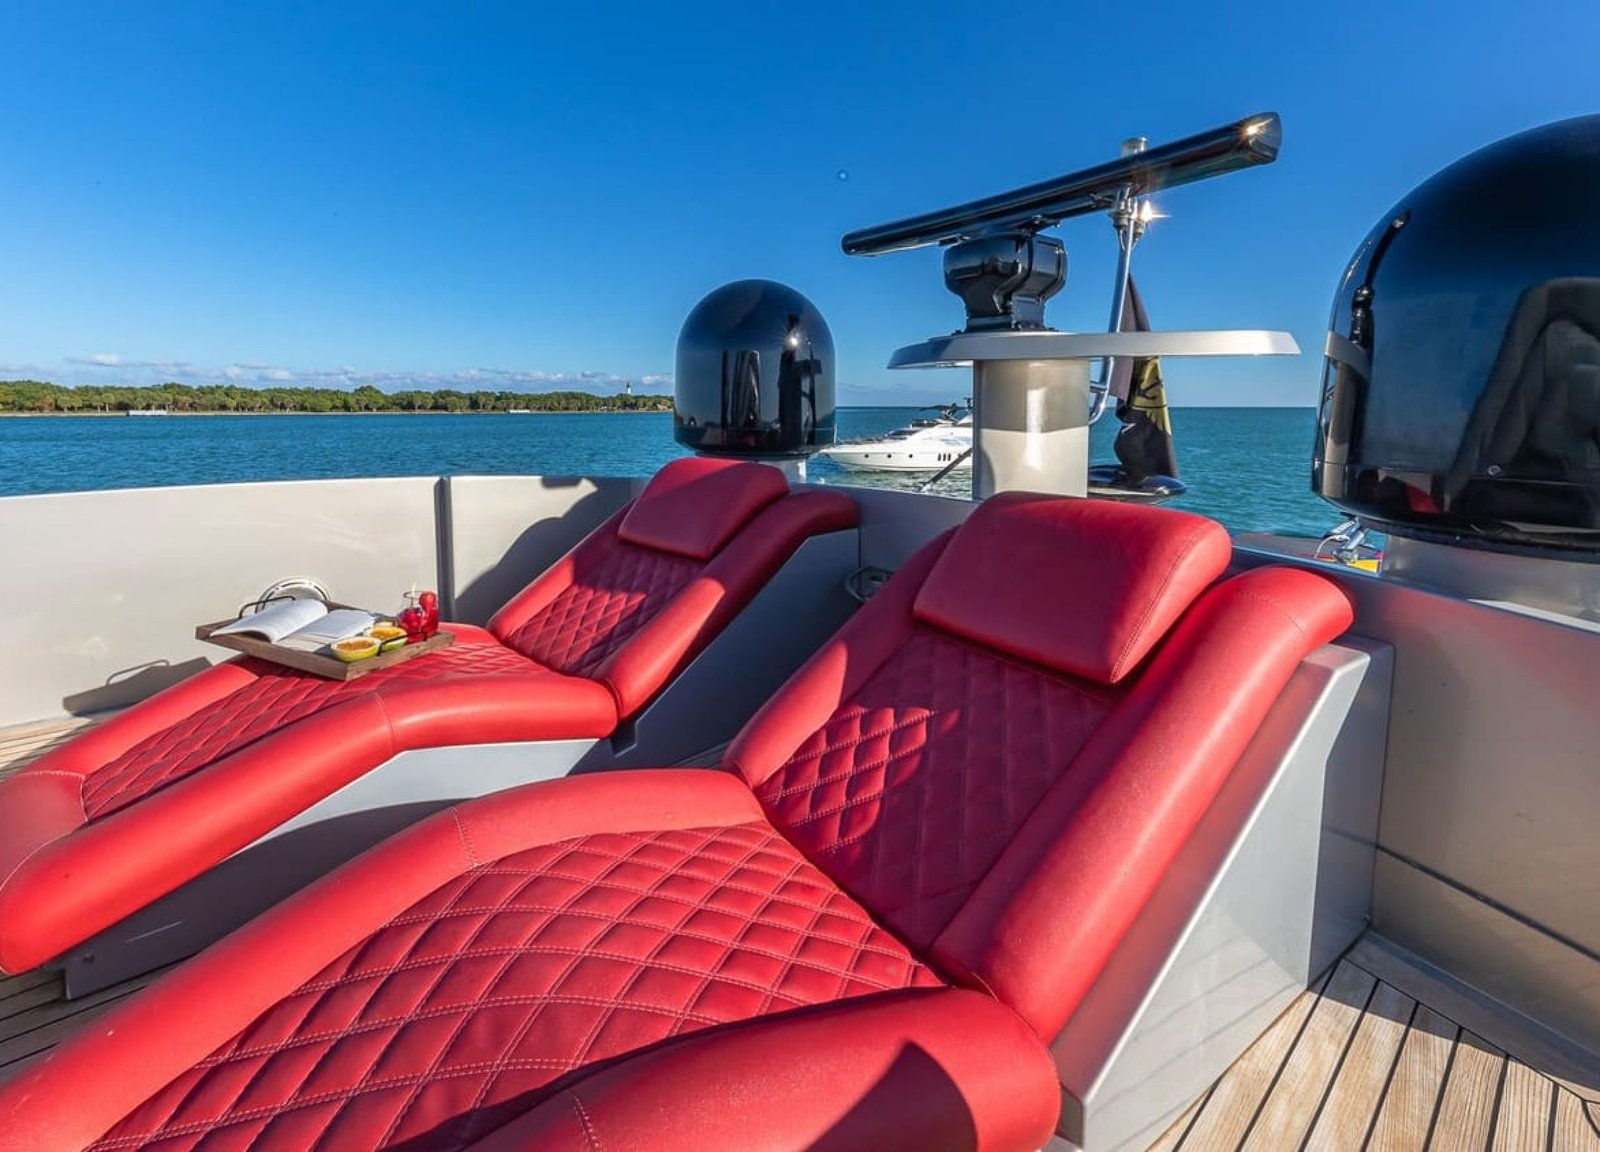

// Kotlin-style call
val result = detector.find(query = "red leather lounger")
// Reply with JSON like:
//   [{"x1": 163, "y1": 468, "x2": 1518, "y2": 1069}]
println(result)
[
  {"x1": 0, "y1": 492, "x2": 1352, "y2": 1152},
  {"x1": 0, "y1": 456, "x2": 856, "y2": 976}
]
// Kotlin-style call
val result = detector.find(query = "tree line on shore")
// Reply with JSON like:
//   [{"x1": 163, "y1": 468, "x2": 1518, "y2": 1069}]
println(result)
[{"x1": 0, "y1": 380, "x2": 673, "y2": 414}]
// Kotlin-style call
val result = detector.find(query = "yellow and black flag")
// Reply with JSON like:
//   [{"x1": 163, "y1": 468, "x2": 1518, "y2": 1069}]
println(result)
[{"x1": 1108, "y1": 278, "x2": 1180, "y2": 483}]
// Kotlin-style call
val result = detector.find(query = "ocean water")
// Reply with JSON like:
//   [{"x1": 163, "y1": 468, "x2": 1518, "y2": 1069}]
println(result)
[{"x1": 0, "y1": 407, "x2": 1336, "y2": 537}]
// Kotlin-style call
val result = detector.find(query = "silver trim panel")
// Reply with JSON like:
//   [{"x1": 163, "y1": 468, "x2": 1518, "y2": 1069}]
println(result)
[{"x1": 1052, "y1": 640, "x2": 1391, "y2": 1151}]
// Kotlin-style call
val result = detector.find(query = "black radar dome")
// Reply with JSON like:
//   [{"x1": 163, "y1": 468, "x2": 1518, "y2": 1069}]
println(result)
[
  {"x1": 1315, "y1": 115, "x2": 1600, "y2": 553},
  {"x1": 673, "y1": 280, "x2": 836, "y2": 458}
]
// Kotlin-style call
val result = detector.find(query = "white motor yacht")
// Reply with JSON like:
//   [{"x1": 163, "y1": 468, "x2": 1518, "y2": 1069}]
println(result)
[{"x1": 820, "y1": 403, "x2": 973, "y2": 472}]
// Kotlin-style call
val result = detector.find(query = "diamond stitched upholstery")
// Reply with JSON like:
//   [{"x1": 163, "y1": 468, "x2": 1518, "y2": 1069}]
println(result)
[
  {"x1": 89, "y1": 822, "x2": 939, "y2": 1152},
  {"x1": 81, "y1": 640, "x2": 540, "y2": 821},
  {"x1": 755, "y1": 627, "x2": 1116, "y2": 949},
  {"x1": 0, "y1": 492, "x2": 1358, "y2": 1152},
  {"x1": 497, "y1": 543, "x2": 701, "y2": 679},
  {"x1": 0, "y1": 465, "x2": 861, "y2": 983}
]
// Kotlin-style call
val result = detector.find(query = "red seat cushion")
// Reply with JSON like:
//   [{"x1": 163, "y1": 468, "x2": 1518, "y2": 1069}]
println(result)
[
  {"x1": 496, "y1": 543, "x2": 702, "y2": 679},
  {"x1": 754, "y1": 626, "x2": 1116, "y2": 949},
  {"x1": 489, "y1": 481, "x2": 856, "y2": 717},
  {"x1": 911, "y1": 491, "x2": 1232, "y2": 684},
  {"x1": 88, "y1": 818, "x2": 940, "y2": 1151},
  {"x1": 80, "y1": 628, "x2": 549, "y2": 820},
  {"x1": 615, "y1": 455, "x2": 790, "y2": 560}
]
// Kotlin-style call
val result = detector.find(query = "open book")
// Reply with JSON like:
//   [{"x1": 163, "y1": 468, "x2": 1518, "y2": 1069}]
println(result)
[{"x1": 211, "y1": 600, "x2": 379, "y2": 653}]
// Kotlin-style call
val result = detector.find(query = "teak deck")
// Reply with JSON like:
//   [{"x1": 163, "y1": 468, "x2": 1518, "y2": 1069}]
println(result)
[
  {"x1": 0, "y1": 714, "x2": 100, "y2": 783},
  {"x1": 1, "y1": 717, "x2": 1597, "y2": 1149},
  {"x1": 1151, "y1": 939, "x2": 1600, "y2": 1151}
]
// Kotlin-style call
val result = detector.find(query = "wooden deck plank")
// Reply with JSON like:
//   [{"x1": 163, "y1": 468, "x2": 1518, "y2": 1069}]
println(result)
[
  {"x1": 0, "y1": 738, "x2": 81, "y2": 760},
  {"x1": 0, "y1": 715, "x2": 99, "y2": 781},
  {"x1": 1240, "y1": 961, "x2": 1376, "y2": 1151},
  {"x1": 1348, "y1": 935, "x2": 1600, "y2": 1103},
  {"x1": 1429, "y1": 1030, "x2": 1508, "y2": 1151},
  {"x1": 1303, "y1": 980, "x2": 1416, "y2": 1150},
  {"x1": 0, "y1": 730, "x2": 74, "y2": 754},
  {"x1": 0, "y1": 737, "x2": 72, "y2": 768},
  {"x1": 0, "y1": 716, "x2": 91, "y2": 742},
  {"x1": 0, "y1": 967, "x2": 173, "y2": 1078},
  {"x1": 0, "y1": 978, "x2": 74, "y2": 1025},
  {"x1": 1489, "y1": 1058, "x2": 1554, "y2": 1151},
  {"x1": 1152, "y1": 935, "x2": 1600, "y2": 1152},
  {"x1": 1552, "y1": 1091, "x2": 1600, "y2": 1151},
  {"x1": 0, "y1": 967, "x2": 59, "y2": 1004},
  {"x1": 1366, "y1": 1005, "x2": 1459, "y2": 1152},
  {"x1": 0, "y1": 988, "x2": 139, "y2": 1072},
  {"x1": 1146, "y1": 1086, "x2": 1212, "y2": 1152},
  {"x1": 1170, "y1": 970, "x2": 1332, "y2": 1150},
  {"x1": 0, "y1": 716, "x2": 94, "y2": 746}
]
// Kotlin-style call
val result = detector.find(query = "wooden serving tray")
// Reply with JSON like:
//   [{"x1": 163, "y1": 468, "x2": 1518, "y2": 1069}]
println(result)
[{"x1": 195, "y1": 607, "x2": 454, "y2": 681}]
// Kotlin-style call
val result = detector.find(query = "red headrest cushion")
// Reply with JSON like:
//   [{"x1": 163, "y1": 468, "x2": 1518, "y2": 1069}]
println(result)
[
  {"x1": 617, "y1": 457, "x2": 791, "y2": 560},
  {"x1": 912, "y1": 492, "x2": 1232, "y2": 684}
]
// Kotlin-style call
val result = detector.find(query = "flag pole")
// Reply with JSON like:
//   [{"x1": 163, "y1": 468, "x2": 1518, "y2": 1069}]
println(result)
[{"x1": 1088, "y1": 137, "x2": 1152, "y2": 424}]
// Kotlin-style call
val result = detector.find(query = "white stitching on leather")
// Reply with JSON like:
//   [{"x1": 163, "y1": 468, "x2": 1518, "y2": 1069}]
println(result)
[{"x1": 572, "y1": 1094, "x2": 603, "y2": 1150}]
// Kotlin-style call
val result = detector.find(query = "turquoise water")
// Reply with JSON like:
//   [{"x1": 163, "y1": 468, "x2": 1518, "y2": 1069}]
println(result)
[{"x1": 0, "y1": 407, "x2": 1335, "y2": 537}]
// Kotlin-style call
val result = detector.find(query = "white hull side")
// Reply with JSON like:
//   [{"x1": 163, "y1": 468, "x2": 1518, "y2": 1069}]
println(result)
[{"x1": 822, "y1": 446, "x2": 972, "y2": 472}]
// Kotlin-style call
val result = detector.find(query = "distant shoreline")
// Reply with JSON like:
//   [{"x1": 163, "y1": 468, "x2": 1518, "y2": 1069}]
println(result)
[
  {"x1": 0, "y1": 408, "x2": 672, "y2": 418},
  {"x1": 0, "y1": 403, "x2": 1317, "y2": 418},
  {"x1": 0, "y1": 380, "x2": 676, "y2": 417}
]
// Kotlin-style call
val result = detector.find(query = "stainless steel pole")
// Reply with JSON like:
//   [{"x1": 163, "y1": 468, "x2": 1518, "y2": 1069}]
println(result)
[{"x1": 1088, "y1": 137, "x2": 1149, "y2": 424}]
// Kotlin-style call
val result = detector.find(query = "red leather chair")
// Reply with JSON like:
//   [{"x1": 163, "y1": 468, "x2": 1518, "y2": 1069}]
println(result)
[
  {"x1": 0, "y1": 457, "x2": 857, "y2": 977},
  {"x1": 0, "y1": 492, "x2": 1352, "y2": 1151}
]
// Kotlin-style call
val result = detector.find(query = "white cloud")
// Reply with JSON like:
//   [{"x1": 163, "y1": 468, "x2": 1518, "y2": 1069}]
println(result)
[{"x1": 65, "y1": 353, "x2": 194, "y2": 372}]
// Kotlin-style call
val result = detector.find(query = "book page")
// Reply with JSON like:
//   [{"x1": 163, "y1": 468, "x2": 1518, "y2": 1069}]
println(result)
[
  {"x1": 276, "y1": 609, "x2": 380, "y2": 652},
  {"x1": 211, "y1": 599, "x2": 328, "y2": 643}
]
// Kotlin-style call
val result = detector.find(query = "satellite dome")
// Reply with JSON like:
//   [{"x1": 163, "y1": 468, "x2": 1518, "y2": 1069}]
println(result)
[
  {"x1": 1314, "y1": 115, "x2": 1600, "y2": 553},
  {"x1": 673, "y1": 280, "x2": 836, "y2": 458}
]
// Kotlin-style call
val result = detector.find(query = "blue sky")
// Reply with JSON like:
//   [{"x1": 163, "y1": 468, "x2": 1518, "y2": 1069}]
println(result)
[{"x1": 1, "y1": 1, "x2": 1596, "y2": 406}]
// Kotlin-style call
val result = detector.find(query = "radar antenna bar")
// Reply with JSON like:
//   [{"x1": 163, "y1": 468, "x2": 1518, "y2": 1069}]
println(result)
[{"x1": 841, "y1": 113, "x2": 1279, "y2": 256}]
